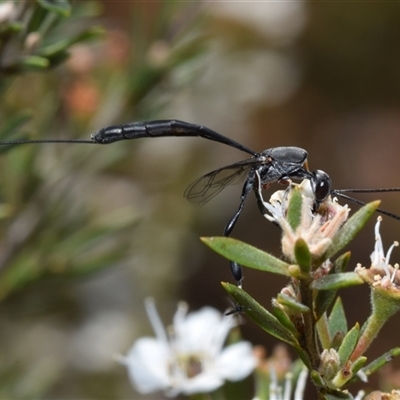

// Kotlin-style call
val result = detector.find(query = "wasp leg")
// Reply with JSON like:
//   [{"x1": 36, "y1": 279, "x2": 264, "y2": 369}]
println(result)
[{"x1": 223, "y1": 175, "x2": 255, "y2": 287}]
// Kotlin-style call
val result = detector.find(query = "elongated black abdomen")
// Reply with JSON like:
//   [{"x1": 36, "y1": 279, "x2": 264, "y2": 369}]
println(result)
[{"x1": 91, "y1": 120, "x2": 255, "y2": 155}]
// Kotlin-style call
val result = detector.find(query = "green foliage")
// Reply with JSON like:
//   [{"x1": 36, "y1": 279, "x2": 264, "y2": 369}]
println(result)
[
  {"x1": 206, "y1": 184, "x2": 400, "y2": 398},
  {"x1": 0, "y1": 1, "x2": 210, "y2": 398},
  {"x1": 201, "y1": 237, "x2": 291, "y2": 276}
]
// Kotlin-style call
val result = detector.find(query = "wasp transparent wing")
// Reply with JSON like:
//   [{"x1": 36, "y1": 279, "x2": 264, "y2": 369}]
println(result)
[{"x1": 184, "y1": 158, "x2": 264, "y2": 205}]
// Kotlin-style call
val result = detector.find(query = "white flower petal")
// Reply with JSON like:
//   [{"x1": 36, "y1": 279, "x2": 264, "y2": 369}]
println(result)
[
  {"x1": 145, "y1": 298, "x2": 168, "y2": 345},
  {"x1": 122, "y1": 302, "x2": 255, "y2": 397},
  {"x1": 122, "y1": 337, "x2": 171, "y2": 393},
  {"x1": 215, "y1": 341, "x2": 256, "y2": 381},
  {"x1": 175, "y1": 307, "x2": 233, "y2": 354},
  {"x1": 180, "y1": 372, "x2": 224, "y2": 395}
]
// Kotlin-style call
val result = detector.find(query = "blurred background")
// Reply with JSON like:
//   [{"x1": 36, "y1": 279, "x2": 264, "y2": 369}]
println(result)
[{"x1": 1, "y1": 1, "x2": 400, "y2": 398}]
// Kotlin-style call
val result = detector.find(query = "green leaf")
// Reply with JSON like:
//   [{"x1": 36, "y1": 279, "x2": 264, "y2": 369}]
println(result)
[
  {"x1": 323, "y1": 393, "x2": 355, "y2": 400},
  {"x1": 38, "y1": 0, "x2": 71, "y2": 17},
  {"x1": 311, "y1": 272, "x2": 364, "y2": 291},
  {"x1": 276, "y1": 293, "x2": 310, "y2": 313},
  {"x1": 222, "y1": 283, "x2": 300, "y2": 348},
  {"x1": 27, "y1": 5, "x2": 49, "y2": 33},
  {"x1": 326, "y1": 201, "x2": 379, "y2": 259},
  {"x1": 310, "y1": 370, "x2": 325, "y2": 388},
  {"x1": 294, "y1": 238, "x2": 311, "y2": 275},
  {"x1": 287, "y1": 185, "x2": 302, "y2": 230},
  {"x1": 272, "y1": 306, "x2": 300, "y2": 338},
  {"x1": 314, "y1": 252, "x2": 352, "y2": 320},
  {"x1": 0, "y1": 21, "x2": 22, "y2": 35},
  {"x1": 20, "y1": 55, "x2": 49, "y2": 70},
  {"x1": 202, "y1": 237, "x2": 291, "y2": 276},
  {"x1": 337, "y1": 323, "x2": 359, "y2": 365},
  {"x1": 333, "y1": 252, "x2": 351, "y2": 274},
  {"x1": 328, "y1": 297, "x2": 348, "y2": 343},
  {"x1": 350, "y1": 356, "x2": 367, "y2": 376},
  {"x1": 40, "y1": 26, "x2": 105, "y2": 58},
  {"x1": 43, "y1": 50, "x2": 70, "y2": 68},
  {"x1": 0, "y1": 113, "x2": 32, "y2": 140},
  {"x1": 362, "y1": 347, "x2": 400, "y2": 377}
]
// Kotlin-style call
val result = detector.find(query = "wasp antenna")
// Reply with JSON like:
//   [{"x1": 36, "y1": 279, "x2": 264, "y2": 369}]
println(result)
[
  {"x1": 333, "y1": 191, "x2": 400, "y2": 221},
  {"x1": 225, "y1": 304, "x2": 244, "y2": 316},
  {"x1": 334, "y1": 187, "x2": 400, "y2": 194},
  {"x1": 0, "y1": 139, "x2": 95, "y2": 145}
]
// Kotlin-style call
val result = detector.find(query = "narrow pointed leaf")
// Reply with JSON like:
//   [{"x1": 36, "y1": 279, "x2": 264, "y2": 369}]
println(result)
[
  {"x1": 20, "y1": 55, "x2": 49, "y2": 70},
  {"x1": 287, "y1": 185, "x2": 302, "y2": 230},
  {"x1": 338, "y1": 323, "x2": 359, "y2": 365},
  {"x1": 362, "y1": 347, "x2": 400, "y2": 377},
  {"x1": 324, "y1": 393, "x2": 355, "y2": 400},
  {"x1": 350, "y1": 356, "x2": 367, "y2": 376},
  {"x1": 38, "y1": 0, "x2": 71, "y2": 17},
  {"x1": 329, "y1": 297, "x2": 348, "y2": 341},
  {"x1": 294, "y1": 238, "x2": 311, "y2": 275},
  {"x1": 222, "y1": 282, "x2": 299, "y2": 347},
  {"x1": 314, "y1": 253, "x2": 352, "y2": 320},
  {"x1": 311, "y1": 371, "x2": 354, "y2": 398},
  {"x1": 316, "y1": 315, "x2": 331, "y2": 349},
  {"x1": 334, "y1": 252, "x2": 351, "y2": 274},
  {"x1": 40, "y1": 26, "x2": 105, "y2": 58},
  {"x1": 0, "y1": 113, "x2": 32, "y2": 140},
  {"x1": 311, "y1": 272, "x2": 364, "y2": 291},
  {"x1": 310, "y1": 370, "x2": 325, "y2": 388},
  {"x1": 277, "y1": 293, "x2": 310, "y2": 313},
  {"x1": 202, "y1": 237, "x2": 291, "y2": 276},
  {"x1": 326, "y1": 201, "x2": 379, "y2": 259},
  {"x1": 272, "y1": 306, "x2": 300, "y2": 338}
]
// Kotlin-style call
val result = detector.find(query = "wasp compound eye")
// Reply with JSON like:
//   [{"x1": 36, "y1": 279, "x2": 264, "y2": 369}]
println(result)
[{"x1": 312, "y1": 170, "x2": 332, "y2": 203}]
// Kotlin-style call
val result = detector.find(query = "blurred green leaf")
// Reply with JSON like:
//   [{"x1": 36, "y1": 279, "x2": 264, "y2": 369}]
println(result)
[
  {"x1": 42, "y1": 50, "x2": 70, "y2": 68},
  {"x1": 27, "y1": 5, "x2": 49, "y2": 33},
  {"x1": 0, "y1": 112, "x2": 32, "y2": 140},
  {"x1": 37, "y1": 0, "x2": 71, "y2": 17},
  {"x1": 0, "y1": 22, "x2": 23, "y2": 35},
  {"x1": 19, "y1": 55, "x2": 49, "y2": 70},
  {"x1": 40, "y1": 25, "x2": 105, "y2": 58},
  {"x1": 201, "y1": 237, "x2": 291, "y2": 276},
  {"x1": 323, "y1": 392, "x2": 355, "y2": 400},
  {"x1": 0, "y1": 255, "x2": 44, "y2": 301}
]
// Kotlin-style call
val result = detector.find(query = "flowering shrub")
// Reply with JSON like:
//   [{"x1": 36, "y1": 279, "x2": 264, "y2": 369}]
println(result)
[{"x1": 202, "y1": 180, "x2": 400, "y2": 399}]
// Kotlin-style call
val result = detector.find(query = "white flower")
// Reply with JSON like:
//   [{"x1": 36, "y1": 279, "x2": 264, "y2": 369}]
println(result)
[
  {"x1": 369, "y1": 216, "x2": 399, "y2": 282},
  {"x1": 258, "y1": 175, "x2": 349, "y2": 261},
  {"x1": 356, "y1": 216, "x2": 400, "y2": 291},
  {"x1": 120, "y1": 298, "x2": 256, "y2": 397}
]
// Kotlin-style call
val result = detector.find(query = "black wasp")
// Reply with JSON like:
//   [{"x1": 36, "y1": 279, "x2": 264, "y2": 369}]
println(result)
[{"x1": 1, "y1": 119, "x2": 399, "y2": 286}]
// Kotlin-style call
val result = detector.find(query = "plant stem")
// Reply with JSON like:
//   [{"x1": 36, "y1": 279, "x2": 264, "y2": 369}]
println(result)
[
  {"x1": 299, "y1": 279, "x2": 319, "y2": 369},
  {"x1": 351, "y1": 289, "x2": 400, "y2": 361}
]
